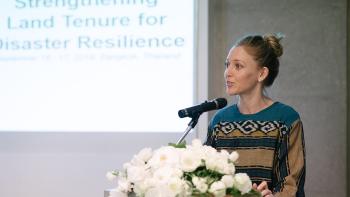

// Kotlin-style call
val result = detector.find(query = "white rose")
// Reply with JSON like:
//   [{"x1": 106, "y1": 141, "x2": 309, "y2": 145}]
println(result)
[
  {"x1": 116, "y1": 178, "x2": 131, "y2": 193},
  {"x1": 122, "y1": 162, "x2": 131, "y2": 170},
  {"x1": 204, "y1": 149, "x2": 221, "y2": 171},
  {"x1": 220, "y1": 149, "x2": 230, "y2": 159},
  {"x1": 196, "y1": 182, "x2": 208, "y2": 193},
  {"x1": 203, "y1": 146, "x2": 227, "y2": 172},
  {"x1": 130, "y1": 157, "x2": 144, "y2": 166},
  {"x1": 222, "y1": 162, "x2": 235, "y2": 175},
  {"x1": 148, "y1": 146, "x2": 180, "y2": 169},
  {"x1": 209, "y1": 181, "x2": 226, "y2": 197},
  {"x1": 221, "y1": 175, "x2": 234, "y2": 188},
  {"x1": 217, "y1": 162, "x2": 228, "y2": 174},
  {"x1": 192, "y1": 176, "x2": 200, "y2": 185},
  {"x1": 233, "y1": 173, "x2": 253, "y2": 194},
  {"x1": 192, "y1": 176, "x2": 208, "y2": 193},
  {"x1": 183, "y1": 181, "x2": 193, "y2": 196},
  {"x1": 187, "y1": 145, "x2": 206, "y2": 162},
  {"x1": 106, "y1": 171, "x2": 117, "y2": 181},
  {"x1": 135, "y1": 148, "x2": 153, "y2": 162},
  {"x1": 202, "y1": 146, "x2": 217, "y2": 161},
  {"x1": 133, "y1": 183, "x2": 147, "y2": 196},
  {"x1": 130, "y1": 148, "x2": 152, "y2": 166},
  {"x1": 126, "y1": 165, "x2": 150, "y2": 182},
  {"x1": 133, "y1": 177, "x2": 157, "y2": 196},
  {"x1": 133, "y1": 177, "x2": 158, "y2": 196},
  {"x1": 191, "y1": 138, "x2": 203, "y2": 148},
  {"x1": 153, "y1": 166, "x2": 183, "y2": 184},
  {"x1": 145, "y1": 186, "x2": 165, "y2": 197},
  {"x1": 229, "y1": 151, "x2": 239, "y2": 163},
  {"x1": 203, "y1": 145, "x2": 217, "y2": 154},
  {"x1": 179, "y1": 149, "x2": 202, "y2": 172},
  {"x1": 172, "y1": 167, "x2": 184, "y2": 178},
  {"x1": 167, "y1": 177, "x2": 185, "y2": 196},
  {"x1": 207, "y1": 153, "x2": 229, "y2": 174},
  {"x1": 144, "y1": 177, "x2": 157, "y2": 188},
  {"x1": 145, "y1": 185, "x2": 174, "y2": 197}
]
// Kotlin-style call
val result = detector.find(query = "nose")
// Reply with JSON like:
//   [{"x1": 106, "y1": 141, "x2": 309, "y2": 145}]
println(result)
[{"x1": 224, "y1": 65, "x2": 233, "y2": 78}]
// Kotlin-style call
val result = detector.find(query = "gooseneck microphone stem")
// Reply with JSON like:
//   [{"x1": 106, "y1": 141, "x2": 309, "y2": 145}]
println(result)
[
  {"x1": 176, "y1": 98, "x2": 227, "y2": 145},
  {"x1": 176, "y1": 113, "x2": 200, "y2": 145}
]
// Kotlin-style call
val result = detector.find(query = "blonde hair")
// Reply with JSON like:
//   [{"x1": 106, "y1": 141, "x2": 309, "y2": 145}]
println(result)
[
  {"x1": 235, "y1": 33, "x2": 284, "y2": 87},
  {"x1": 263, "y1": 33, "x2": 284, "y2": 57}
]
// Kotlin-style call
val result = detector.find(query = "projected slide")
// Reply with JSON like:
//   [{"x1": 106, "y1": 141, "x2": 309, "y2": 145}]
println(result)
[{"x1": 0, "y1": 0, "x2": 194, "y2": 132}]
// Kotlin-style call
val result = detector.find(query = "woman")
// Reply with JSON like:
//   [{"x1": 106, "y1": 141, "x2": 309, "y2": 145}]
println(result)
[{"x1": 205, "y1": 34, "x2": 306, "y2": 197}]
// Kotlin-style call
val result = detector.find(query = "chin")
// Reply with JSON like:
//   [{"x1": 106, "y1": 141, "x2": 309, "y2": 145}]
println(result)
[{"x1": 226, "y1": 89, "x2": 238, "y2": 96}]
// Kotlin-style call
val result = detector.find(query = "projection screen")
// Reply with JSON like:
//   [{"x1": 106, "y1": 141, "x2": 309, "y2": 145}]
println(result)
[{"x1": 0, "y1": 0, "x2": 195, "y2": 132}]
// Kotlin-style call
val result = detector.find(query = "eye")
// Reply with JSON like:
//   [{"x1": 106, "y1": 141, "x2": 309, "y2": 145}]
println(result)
[
  {"x1": 224, "y1": 60, "x2": 230, "y2": 68},
  {"x1": 234, "y1": 63, "x2": 243, "y2": 69}
]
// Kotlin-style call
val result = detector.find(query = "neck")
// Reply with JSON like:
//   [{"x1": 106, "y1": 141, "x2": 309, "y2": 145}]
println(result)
[{"x1": 237, "y1": 89, "x2": 273, "y2": 114}]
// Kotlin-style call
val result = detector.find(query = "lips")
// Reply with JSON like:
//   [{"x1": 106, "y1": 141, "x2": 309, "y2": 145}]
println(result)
[{"x1": 226, "y1": 81, "x2": 234, "y2": 87}]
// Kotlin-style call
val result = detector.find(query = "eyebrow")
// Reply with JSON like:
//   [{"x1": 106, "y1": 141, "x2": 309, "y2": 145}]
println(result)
[{"x1": 227, "y1": 58, "x2": 246, "y2": 64}]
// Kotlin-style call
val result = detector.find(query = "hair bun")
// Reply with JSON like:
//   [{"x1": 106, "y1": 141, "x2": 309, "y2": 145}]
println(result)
[{"x1": 263, "y1": 33, "x2": 284, "y2": 57}]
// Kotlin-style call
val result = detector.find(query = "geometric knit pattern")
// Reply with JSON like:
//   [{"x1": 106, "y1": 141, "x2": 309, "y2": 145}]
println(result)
[{"x1": 213, "y1": 120, "x2": 288, "y2": 135}]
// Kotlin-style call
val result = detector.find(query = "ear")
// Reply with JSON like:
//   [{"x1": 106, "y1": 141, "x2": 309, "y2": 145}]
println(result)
[{"x1": 258, "y1": 67, "x2": 269, "y2": 82}]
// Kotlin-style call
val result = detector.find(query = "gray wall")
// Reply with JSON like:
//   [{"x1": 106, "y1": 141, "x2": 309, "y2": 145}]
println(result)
[
  {"x1": 208, "y1": 0, "x2": 347, "y2": 196},
  {"x1": 347, "y1": 0, "x2": 350, "y2": 194}
]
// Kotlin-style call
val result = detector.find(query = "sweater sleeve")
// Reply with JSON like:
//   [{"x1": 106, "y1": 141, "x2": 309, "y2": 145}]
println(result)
[
  {"x1": 204, "y1": 121, "x2": 216, "y2": 146},
  {"x1": 273, "y1": 120, "x2": 306, "y2": 197},
  {"x1": 204, "y1": 111, "x2": 222, "y2": 147}
]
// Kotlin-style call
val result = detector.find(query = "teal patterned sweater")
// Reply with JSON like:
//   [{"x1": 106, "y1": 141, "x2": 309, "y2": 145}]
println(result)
[{"x1": 205, "y1": 102, "x2": 305, "y2": 197}]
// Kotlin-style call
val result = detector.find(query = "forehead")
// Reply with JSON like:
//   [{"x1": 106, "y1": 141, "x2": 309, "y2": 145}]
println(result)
[{"x1": 227, "y1": 46, "x2": 255, "y2": 61}]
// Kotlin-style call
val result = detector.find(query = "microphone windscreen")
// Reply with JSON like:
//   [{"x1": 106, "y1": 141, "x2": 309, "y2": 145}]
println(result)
[{"x1": 215, "y1": 98, "x2": 227, "y2": 109}]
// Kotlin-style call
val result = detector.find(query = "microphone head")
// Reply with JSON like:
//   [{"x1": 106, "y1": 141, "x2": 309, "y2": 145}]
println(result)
[
  {"x1": 178, "y1": 109, "x2": 188, "y2": 118},
  {"x1": 214, "y1": 98, "x2": 228, "y2": 109},
  {"x1": 178, "y1": 97, "x2": 228, "y2": 118}
]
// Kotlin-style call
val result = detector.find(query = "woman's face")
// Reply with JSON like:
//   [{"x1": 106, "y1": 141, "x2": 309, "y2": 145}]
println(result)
[{"x1": 224, "y1": 46, "x2": 265, "y2": 96}]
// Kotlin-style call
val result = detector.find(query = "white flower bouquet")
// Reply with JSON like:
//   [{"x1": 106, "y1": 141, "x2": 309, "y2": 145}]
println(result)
[{"x1": 106, "y1": 139, "x2": 261, "y2": 197}]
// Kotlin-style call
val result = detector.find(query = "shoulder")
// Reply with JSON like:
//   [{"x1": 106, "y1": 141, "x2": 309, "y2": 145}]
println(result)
[
  {"x1": 274, "y1": 102, "x2": 301, "y2": 126},
  {"x1": 209, "y1": 104, "x2": 237, "y2": 128}
]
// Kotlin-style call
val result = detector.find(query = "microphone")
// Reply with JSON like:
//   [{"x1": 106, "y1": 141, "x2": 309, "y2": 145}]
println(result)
[{"x1": 178, "y1": 98, "x2": 227, "y2": 118}]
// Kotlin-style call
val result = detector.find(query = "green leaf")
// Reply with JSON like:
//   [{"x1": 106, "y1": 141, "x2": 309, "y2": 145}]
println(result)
[
  {"x1": 168, "y1": 141, "x2": 187, "y2": 148},
  {"x1": 226, "y1": 187, "x2": 262, "y2": 197}
]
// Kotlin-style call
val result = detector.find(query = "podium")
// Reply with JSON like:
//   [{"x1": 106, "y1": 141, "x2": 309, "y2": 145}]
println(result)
[
  {"x1": 104, "y1": 189, "x2": 137, "y2": 197},
  {"x1": 104, "y1": 189, "x2": 113, "y2": 197}
]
